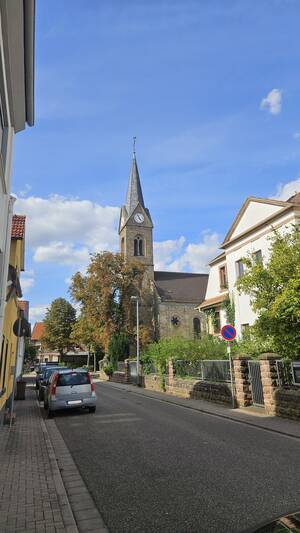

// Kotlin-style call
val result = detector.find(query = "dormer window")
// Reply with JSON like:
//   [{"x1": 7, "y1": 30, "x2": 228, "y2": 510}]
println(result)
[{"x1": 134, "y1": 236, "x2": 144, "y2": 256}]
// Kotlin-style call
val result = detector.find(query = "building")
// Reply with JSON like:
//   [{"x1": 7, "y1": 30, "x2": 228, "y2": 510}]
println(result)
[
  {"x1": 31, "y1": 322, "x2": 59, "y2": 363},
  {"x1": 199, "y1": 193, "x2": 300, "y2": 337},
  {"x1": 16, "y1": 299, "x2": 29, "y2": 378},
  {"x1": 0, "y1": 0, "x2": 35, "y2": 346},
  {"x1": 119, "y1": 152, "x2": 208, "y2": 340},
  {"x1": 0, "y1": 215, "x2": 27, "y2": 413}
]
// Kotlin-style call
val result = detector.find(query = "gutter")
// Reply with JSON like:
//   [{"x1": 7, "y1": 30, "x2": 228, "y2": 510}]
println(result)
[{"x1": 23, "y1": 0, "x2": 35, "y2": 126}]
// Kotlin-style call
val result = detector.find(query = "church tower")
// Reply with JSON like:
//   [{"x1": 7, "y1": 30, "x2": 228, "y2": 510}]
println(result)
[{"x1": 119, "y1": 146, "x2": 154, "y2": 282}]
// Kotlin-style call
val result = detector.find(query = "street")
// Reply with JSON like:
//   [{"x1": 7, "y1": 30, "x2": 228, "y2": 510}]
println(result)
[{"x1": 53, "y1": 382, "x2": 300, "y2": 533}]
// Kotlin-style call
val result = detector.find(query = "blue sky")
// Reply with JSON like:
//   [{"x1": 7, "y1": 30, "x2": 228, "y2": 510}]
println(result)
[{"x1": 12, "y1": 0, "x2": 300, "y2": 322}]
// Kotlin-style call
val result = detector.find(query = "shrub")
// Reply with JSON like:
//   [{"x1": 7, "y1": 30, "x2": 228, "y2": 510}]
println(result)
[{"x1": 108, "y1": 332, "x2": 130, "y2": 369}]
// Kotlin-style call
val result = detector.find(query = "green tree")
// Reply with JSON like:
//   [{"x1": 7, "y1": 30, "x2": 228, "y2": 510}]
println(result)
[
  {"x1": 108, "y1": 332, "x2": 130, "y2": 369},
  {"x1": 24, "y1": 339, "x2": 37, "y2": 362},
  {"x1": 42, "y1": 298, "x2": 77, "y2": 360},
  {"x1": 70, "y1": 252, "x2": 153, "y2": 352},
  {"x1": 237, "y1": 225, "x2": 300, "y2": 358}
]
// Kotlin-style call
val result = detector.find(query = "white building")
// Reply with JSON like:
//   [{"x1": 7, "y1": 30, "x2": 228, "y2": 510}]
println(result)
[
  {"x1": 0, "y1": 1, "x2": 35, "y2": 342},
  {"x1": 199, "y1": 193, "x2": 300, "y2": 337}
]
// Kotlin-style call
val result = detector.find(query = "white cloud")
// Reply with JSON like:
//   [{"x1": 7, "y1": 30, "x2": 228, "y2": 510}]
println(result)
[
  {"x1": 20, "y1": 269, "x2": 35, "y2": 295},
  {"x1": 15, "y1": 195, "x2": 120, "y2": 267},
  {"x1": 29, "y1": 305, "x2": 48, "y2": 324},
  {"x1": 294, "y1": 132, "x2": 300, "y2": 140},
  {"x1": 19, "y1": 183, "x2": 32, "y2": 197},
  {"x1": 273, "y1": 176, "x2": 300, "y2": 200},
  {"x1": 154, "y1": 231, "x2": 220, "y2": 273},
  {"x1": 34, "y1": 242, "x2": 90, "y2": 265},
  {"x1": 260, "y1": 89, "x2": 282, "y2": 115}
]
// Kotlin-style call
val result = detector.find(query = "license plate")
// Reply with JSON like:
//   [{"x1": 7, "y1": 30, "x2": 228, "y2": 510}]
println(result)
[{"x1": 67, "y1": 400, "x2": 82, "y2": 405}]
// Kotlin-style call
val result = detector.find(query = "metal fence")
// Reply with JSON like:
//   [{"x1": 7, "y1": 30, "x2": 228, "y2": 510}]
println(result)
[
  {"x1": 173, "y1": 359, "x2": 231, "y2": 383},
  {"x1": 276, "y1": 360, "x2": 293, "y2": 387}
]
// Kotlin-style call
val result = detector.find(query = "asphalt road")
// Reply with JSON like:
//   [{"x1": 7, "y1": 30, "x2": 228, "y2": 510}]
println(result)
[{"x1": 54, "y1": 382, "x2": 300, "y2": 533}]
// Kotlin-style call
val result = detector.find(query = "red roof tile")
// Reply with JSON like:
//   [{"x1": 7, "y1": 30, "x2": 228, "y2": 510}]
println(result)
[
  {"x1": 11, "y1": 215, "x2": 26, "y2": 239},
  {"x1": 31, "y1": 322, "x2": 44, "y2": 341}
]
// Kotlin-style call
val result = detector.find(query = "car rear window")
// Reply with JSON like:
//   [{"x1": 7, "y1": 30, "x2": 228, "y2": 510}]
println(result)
[{"x1": 57, "y1": 372, "x2": 90, "y2": 386}]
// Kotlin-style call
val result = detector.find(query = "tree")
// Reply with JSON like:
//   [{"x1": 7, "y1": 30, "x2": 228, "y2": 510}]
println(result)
[
  {"x1": 70, "y1": 251, "x2": 153, "y2": 353},
  {"x1": 42, "y1": 298, "x2": 77, "y2": 360},
  {"x1": 24, "y1": 339, "x2": 37, "y2": 362},
  {"x1": 237, "y1": 225, "x2": 300, "y2": 358}
]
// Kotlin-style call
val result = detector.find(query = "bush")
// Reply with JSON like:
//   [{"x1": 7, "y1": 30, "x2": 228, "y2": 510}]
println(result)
[
  {"x1": 103, "y1": 362, "x2": 114, "y2": 377},
  {"x1": 141, "y1": 335, "x2": 228, "y2": 374},
  {"x1": 108, "y1": 332, "x2": 130, "y2": 369}
]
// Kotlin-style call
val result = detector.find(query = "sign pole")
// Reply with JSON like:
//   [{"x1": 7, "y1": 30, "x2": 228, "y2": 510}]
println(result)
[{"x1": 227, "y1": 342, "x2": 235, "y2": 409}]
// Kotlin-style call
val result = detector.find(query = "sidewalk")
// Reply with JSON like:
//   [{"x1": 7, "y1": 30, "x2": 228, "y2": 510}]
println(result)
[
  {"x1": 0, "y1": 379, "x2": 107, "y2": 533},
  {"x1": 101, "y1": 380, "x2": 300, "y2": 440}
]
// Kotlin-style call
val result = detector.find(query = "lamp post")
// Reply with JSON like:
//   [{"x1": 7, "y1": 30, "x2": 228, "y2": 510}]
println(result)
[{"x1": 130, "y1": 295, "x2": 140, "y2": 384}]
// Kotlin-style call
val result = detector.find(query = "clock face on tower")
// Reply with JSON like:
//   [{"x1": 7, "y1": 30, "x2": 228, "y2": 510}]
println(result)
[{"x1": 134, "y1": 213, "x2": 144, "y2": 223}]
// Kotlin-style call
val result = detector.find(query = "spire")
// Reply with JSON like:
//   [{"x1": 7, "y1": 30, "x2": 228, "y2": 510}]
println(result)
[{"x1": 126, "y1": 138, "x2": 145, "y2": 215}]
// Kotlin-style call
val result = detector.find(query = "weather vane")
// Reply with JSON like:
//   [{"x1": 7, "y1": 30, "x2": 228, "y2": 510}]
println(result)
[{"x1": 133, "y1": 136, "x2": 136, "y2": 157}]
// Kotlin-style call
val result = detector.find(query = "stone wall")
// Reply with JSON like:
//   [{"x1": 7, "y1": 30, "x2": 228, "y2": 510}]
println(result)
[
  {"x1": 165, "y1": 376, "x2": 232, "y2": 404},
  {"x1": 158, "y1": 301, "x2": 204, "y2": 340},
  {"x1": 274, "y1": 388, "x2": 300, "y2": 420},
  {"x1": 142, "y1": 374, "x2": 162, "y2": 392}
]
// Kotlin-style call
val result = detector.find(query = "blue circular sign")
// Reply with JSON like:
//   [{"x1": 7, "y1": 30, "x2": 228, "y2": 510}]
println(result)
[{"x1": 221, "y1": 324, "x2": 236, "y2": 341}]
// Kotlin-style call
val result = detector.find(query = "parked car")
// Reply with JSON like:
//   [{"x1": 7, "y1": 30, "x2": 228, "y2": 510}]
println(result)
[
  {"x1": 35, "y1": 362, "x2": 59, "y2": 390},
  {"x1": 44, "y1": 368, "x2": 97, "y2": 418},
  {"x1": 251, "y1": 510, "x2": 300, "y2": 532},
  {"x1": 38, "y1": 366, "x2": 67, "y2": 401}
]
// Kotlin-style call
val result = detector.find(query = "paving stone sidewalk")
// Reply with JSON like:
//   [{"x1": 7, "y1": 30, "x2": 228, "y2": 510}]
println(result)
[{"x1": 0, "y1": 379, "x2": 107, "y2": 533}]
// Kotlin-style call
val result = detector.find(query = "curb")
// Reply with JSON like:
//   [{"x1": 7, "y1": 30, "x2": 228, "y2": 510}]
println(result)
[
  {"x1": 102, "y1": 381, "x2": 300, "y2": 441},
  {"x1": 45, "y1": 414, "x2": 109, "y2": 533},
  {"x1": 38, "y1": 400, "x2": 79, "y2": 533}
]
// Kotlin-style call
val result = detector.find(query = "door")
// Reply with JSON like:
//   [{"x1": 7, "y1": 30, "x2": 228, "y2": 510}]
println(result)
[{"x1": 248, "y1": 361, "x2": 264, "y2": 407}]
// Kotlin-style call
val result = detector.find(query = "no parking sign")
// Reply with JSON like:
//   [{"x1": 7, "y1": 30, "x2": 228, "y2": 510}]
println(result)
[{"x1": 221, "y1": 324, "x2": 237, "y2": 342}]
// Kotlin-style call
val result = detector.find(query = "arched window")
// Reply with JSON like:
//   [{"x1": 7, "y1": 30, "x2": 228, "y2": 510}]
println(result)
[
  {"x1": 134, "y1": 236, "x2": 144, "y2": 256},
  {"x1": 193, "y1": 317, "x2": 201, "y2": 339},
  {"x1": 121, "y1": 237, "x2": 125, "y2": 256}
]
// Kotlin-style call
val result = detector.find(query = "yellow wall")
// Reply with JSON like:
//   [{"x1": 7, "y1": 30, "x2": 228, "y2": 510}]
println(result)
[{"x1": 0, "y1": 239, "x2": 24, "y2": 412}]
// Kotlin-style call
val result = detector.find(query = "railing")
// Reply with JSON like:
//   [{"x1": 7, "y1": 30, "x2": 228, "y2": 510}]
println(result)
[
  {"x1": 173, "y1": 359, "x2": 231, "y2": 383},
  {"x1": 276, "y1": 360, "x2": 293, "y2": 387},
  {"x1": 117, "y1": 361, "x2": 126, "y2": 372}
]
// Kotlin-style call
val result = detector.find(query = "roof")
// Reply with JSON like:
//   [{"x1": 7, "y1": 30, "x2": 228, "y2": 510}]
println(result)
[
  {"x1": 209, "y1": 252, "x2": 226, "y2": 267},
  {"x1": 288, "y1": 192, "x2": 300, "y2": 204},
  {"x1": 154, "y1": 271, "x2": 208, "y2": 304},
  {"x1": 11, "y1": 215, "x2": 26, "y2": 239},
  {"x1": 126, "y1": 156, "x2": 145, "y2": 215},
  {"x1": 31, "y1": 322, "x2": 44, "y2": 341},
  {"x1": 198, "y1": 292, "x2": 229, "y2": 310}
]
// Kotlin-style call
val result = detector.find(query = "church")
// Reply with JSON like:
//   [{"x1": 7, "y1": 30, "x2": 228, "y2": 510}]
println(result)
[{"x1": 119, "y1": 151, "x2": 208, "y2": 340}]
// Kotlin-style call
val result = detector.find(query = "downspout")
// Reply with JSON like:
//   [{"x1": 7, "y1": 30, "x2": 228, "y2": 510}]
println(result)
[
  {"x1": 0, "y1": 195, "x2": 15, "y2": 341},
  {"x1": 23, "y1": 0, "x2": 35, "y2": 127}
]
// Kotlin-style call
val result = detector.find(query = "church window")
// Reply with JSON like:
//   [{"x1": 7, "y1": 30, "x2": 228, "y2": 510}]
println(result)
[
  {"x1": 193, "y1": 317, "x2": 201, "y2": 339},
  {"x1": 121, "y1": 238, "x2": 125, "y2": 256},
  {"x1": 134, "y1": 236, "x2": 144, "y2": 257}
]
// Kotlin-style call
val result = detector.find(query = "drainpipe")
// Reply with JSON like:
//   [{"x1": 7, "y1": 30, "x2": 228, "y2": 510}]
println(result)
[{"x1": 0, "y1": 195, "x2": 15, "y2": 341}]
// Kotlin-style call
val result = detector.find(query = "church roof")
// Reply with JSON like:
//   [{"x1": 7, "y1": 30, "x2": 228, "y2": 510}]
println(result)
[
  {"x1": 126, "y1": 157, "x2": 145, "y2": 215},
  {"x1": 154, "y1": 271, "x2": 208, "y2": 304}
]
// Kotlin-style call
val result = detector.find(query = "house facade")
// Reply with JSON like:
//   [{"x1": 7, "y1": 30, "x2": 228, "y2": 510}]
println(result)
[
  {"x1": 0, "y1": 0, "x2": 35, "y2": 346},
  {"x1": 199, "y1": 194, "x2": 300, "y2": 337},
  {"x1": 0, "y1": 215, "x2": 27, "y2": 413}
]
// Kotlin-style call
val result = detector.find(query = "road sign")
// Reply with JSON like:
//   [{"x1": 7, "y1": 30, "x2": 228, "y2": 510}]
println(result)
[{"x1": 221, "y1": 324, "x2": 236, "y2": 341}]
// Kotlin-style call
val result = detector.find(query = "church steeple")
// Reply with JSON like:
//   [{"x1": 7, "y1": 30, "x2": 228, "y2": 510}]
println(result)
[
  {"x1": 119, "y1": 140, "x2": 154, "y2": 282},
  {"x1": 126, "y1": 156, "x2": 145, "y2": 216}
]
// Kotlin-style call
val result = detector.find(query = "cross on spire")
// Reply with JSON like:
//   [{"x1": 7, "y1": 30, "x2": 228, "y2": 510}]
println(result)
[{"x1": 133, "y1": 136, "x2": 136, "y2": 158}]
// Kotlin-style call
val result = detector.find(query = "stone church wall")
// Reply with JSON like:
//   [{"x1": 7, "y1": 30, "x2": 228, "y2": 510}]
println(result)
[{"x1": 158, "y1": 301, "x2": 203, "y2": 340}]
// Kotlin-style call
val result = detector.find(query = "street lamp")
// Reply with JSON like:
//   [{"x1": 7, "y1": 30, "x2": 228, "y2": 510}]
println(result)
[{"x1": 130, "y1": 295, "x2": 140, "y2": 384}]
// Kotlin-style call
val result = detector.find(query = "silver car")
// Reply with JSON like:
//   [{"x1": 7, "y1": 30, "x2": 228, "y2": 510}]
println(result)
[{"x1": 44, "y1": 368, "x2": 97, "y2": 418}]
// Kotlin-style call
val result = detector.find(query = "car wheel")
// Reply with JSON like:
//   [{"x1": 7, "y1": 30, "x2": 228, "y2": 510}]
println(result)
[{"x1": 89, "y1": 406, "x2": 96, "y2": 413}]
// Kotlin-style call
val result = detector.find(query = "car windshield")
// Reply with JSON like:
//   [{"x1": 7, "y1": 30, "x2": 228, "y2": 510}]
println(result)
[
  {"x1": 44, "y1": 367, "x2": 63, "y2": 380},
  {"x1": 57, "y1": 372, "x2": 90, "y2": 386}
]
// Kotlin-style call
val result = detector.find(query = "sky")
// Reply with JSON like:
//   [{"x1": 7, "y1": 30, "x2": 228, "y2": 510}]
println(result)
[{"x1": 12, "y1": 0, "x2": 300, "y2": 323}]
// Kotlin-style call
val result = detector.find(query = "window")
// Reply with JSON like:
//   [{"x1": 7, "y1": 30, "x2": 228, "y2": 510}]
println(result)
[
  {"x1": 193, "y1": 317, "x2": 201, "y2": 339},
  {"x1": 1, "y1": 340, "x2": 8, "y2": 390},
  {"x1": 219, "y1": 265, "x2": 228, "y2": 290},
  {"x1": 236, "y1": 259, "x2": 245, "y2": 279},
  {"x1": 134, "y1": 236, "x2": 144, "y2": 256},
  {"x1": 253, "y1": 250, "x2": 262, "y2": 263},
  {"x1": 241, "y1": 323, "x2": 250, "y2": 336},
  {"x1": 214, "y1": 312, "x2": 221, "y2": 334},
  {"x1": 121, "y1": 237, "x2": 125, "y2": 256}
]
